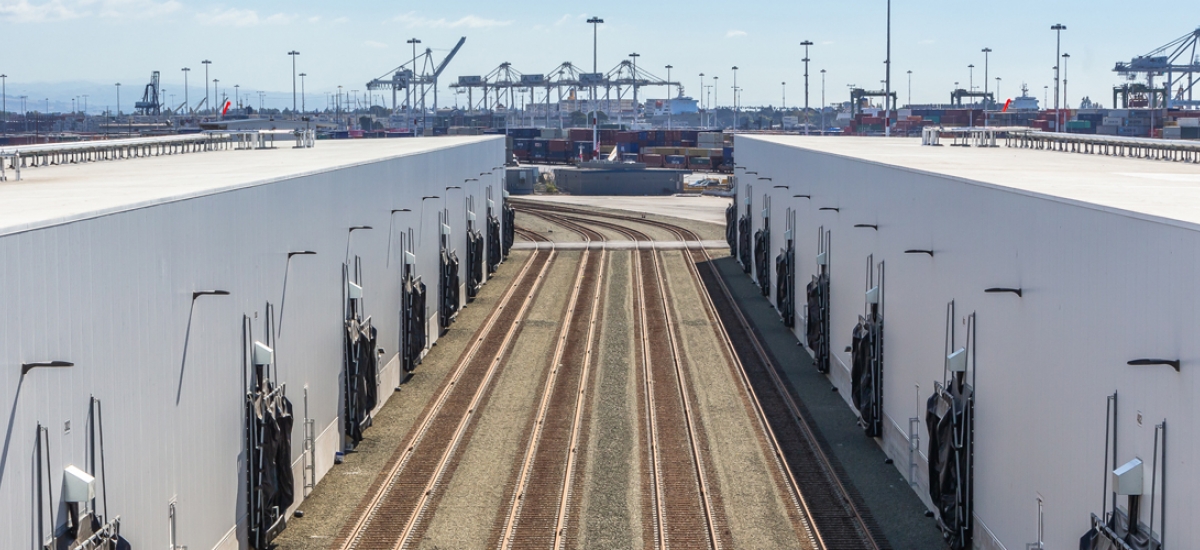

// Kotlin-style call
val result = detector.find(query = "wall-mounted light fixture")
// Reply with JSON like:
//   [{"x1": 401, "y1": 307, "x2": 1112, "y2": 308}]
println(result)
[
  {"x1": 192, "y1": 290, "x2": 230, "y2": 300},
  {"x1": 279, "y1": 251, "x2": 316, "y2": 336},
  {"x1": 984, "y1": 287, "x2": 1022, "y2": 297},
  {"x1": 773, "y1": 185, "x2": 789, "y2": 189},
  {"x1": 758, "y1": 177, "x2": 772, "y2": 181},
  {"x1": 1128, "y1": 358, "x2": 1181, "y2": 372},
  {"x1": 904, "y1": 249, "x2": 934, "y2": 257},
  {"x1": 20, "y1": 360, "x2": 74, "y2": 375},
  {"x1": 793, "y1": 194, "x2": 811, "y2": 199},
  {"x1": 819, "y1": 207, "x2": 840, "y2": 212},
  {"x1": 853, "y1": 224, "x2": 878, "y2": 230}
]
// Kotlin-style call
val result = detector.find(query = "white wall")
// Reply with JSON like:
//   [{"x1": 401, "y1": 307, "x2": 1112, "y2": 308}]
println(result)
[
  {"x1": 0, "y1": 137, "x2": 505, "y2": 550},
  {"x1": 734, "y1": 135, "x2": 1196, "y2": 550}
]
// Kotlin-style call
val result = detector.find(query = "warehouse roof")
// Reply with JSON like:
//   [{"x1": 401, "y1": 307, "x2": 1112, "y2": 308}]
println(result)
[
  {"x1": 742, "y1": 135, "x2": 1200, "y2": 229},
  {"x1": 0, "y1": 135, "x2": 499, "y2": 236}
]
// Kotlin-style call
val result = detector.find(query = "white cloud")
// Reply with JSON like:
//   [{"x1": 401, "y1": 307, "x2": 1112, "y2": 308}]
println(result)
[
  {"x1": 0, "y1": 0, "x2": 178, "y2": 22},
  {"x1": 553, "y1": 13, "x2": 586, "y2": 26},
  {"x1": 306, "y1": 15, "x2": 319, "y2": 23},
  {"x1": 331, "y1": 15, "x2": 347, "y2": 23},
  {"x1": 264, "y1": 12, "x2": 294, "y2": 25},
  {"x1": 364, "y1": 40, "x2": 387, "y2": 49},
  {"x1": 196, "y1": 6, "x2": 258, "y2": 26},
  {"x1": 393, "y1": 11, "x2": 512, "y2": 29},
  {"x1": 726, "y1": 29, "x2": 747, "y2": 38}
]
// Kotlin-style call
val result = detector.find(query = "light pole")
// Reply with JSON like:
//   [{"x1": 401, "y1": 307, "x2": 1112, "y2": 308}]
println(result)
[
  {"x1": 906, "y1": 70, "x2": 912, "y2": 106},
  {"x1": 968, "y1": 64, "x2": 975, "y2": 93},
  {"x1": 213, "y1": 79, "x2": 220, "y2": 115},
  {"x1": 996, "y1": 77, "x2": 1002, "y2": 102},
  {"x1": 115, "y1": 82, "x2": 120, "y2": 117},
  {"x1": 201, "y1": 59, "x2": 212, "y2": 114},
  {"x1": 982, "y1": 47, "x2": 992, "y2": 110},
  {"x1": 801, "y1": 40, "x2": 813, "y2": 135},
  {"x1": 699, "y1": 73, "x2": 705, "y2": 126},
  {"x1": 884, "y1": 0, "x2": 892, "y2": 137},
  {"x1": 1051, "y1": 23, "x2": 1067, "y2": 130},
  {"x1": 234, "y1": 84, "x2": 240, "y2": 109},
  {"x1": 629, "y1": 52, "x2": 640, "y2": 123},
  {"x1": 665, "y1": 64, "x2": 673, "y2": 129},
  {"x1": 82, "y1": 94, "x2": 87, "y2": 116},
  {"x1": 1044, "y1": 85, "x2": 1049, "y2": 107},
  {"x1": 1062, "y1": 52, "x2": 1070, "y2": 112},
  {"x1": 588, "y1": 16, "x2": 604, "y2": 133},
  {"x1": 731, "y1": 66, "x2": 738, "y2": 130},
  {"x1": 0, "y1": 73, "x2": 6, "y2": 135},
  {"x1": 181, "y1": 67, "x2": 190, "y2": 115},
  {"x1": 782, "y1": 82, "x2": 786, "y2": 111},
  {"x1": 299, "y1": 73, "x2": 307, "y2": 114},
  {"x1": 820, "y1": 69, "x2": 826, "y2": 134},
  {"x1": 288, "y1": 50, "x2": 300, "y2": 119},
  {"x1": 713, "y1": 76, "x2": 719, "y2": 127},
  {"x1": 407, "y1": 38, "x2": 421, "y2": 131}
]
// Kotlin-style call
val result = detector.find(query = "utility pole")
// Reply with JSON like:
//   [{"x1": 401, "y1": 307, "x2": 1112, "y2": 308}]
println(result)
[
  {"x1": 884, "y1": 0, "x2": 892, "y2": 137},
  {"x1": 202, "y1": 59, "x2": 212, "y2": 115},
  {"x1": 801, "y1": 40, "x2": 813, "y2": 135},
  {"x1": 289, "y1": 50, "x2": 300, "y2": 119},
  {"x1": 300, "y1": 73, "x2": 307, "y2": 114},
  {"x1": 1051, "y1": 24, "x2": 1067, "y2": 131}
]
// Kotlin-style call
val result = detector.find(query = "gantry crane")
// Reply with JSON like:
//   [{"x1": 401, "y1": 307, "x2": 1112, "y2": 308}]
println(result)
[
  {"x1": 135, "y1": 71, "x2": 162, "y2": 115},
  {"x1": 1113, "y1": 27, "x2": 1200, "y2": 108},
  {"x1": 366, "y1": 37, "x2": 466, "y2": 114}
]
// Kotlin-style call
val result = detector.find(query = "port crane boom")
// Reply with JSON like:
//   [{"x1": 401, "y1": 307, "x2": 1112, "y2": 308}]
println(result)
[{"x1": 1114, "y1": 27, "x2": 1200, "y2": 108}]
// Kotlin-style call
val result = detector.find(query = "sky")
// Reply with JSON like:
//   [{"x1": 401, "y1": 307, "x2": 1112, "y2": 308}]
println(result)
[{"x1": 0, "y1": 0, "x2": 1198, "y2": 114}]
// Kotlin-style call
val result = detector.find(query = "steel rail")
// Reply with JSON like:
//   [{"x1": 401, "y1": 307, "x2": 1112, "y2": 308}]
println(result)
[
  {"x1": 335, "y1": 233, "x2": 554, "y2": 550},
  {"x1": 516, "y1": 200, "x2": 883, "y2": 549},
  {"x1": 498, "y1": 212, "x2": 604, "y2": 549}
]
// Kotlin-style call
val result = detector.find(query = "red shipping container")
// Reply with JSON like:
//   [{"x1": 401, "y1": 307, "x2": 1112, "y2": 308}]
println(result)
[
  {"x1": 616, "y1": 131, "x2": 637, "y2": 143},
  {"x1": 642, "y1": 154, "x2": 664, "y2": 168},
  {"x1": 549, "y1": 139, "x2": 569, "y2": 152},
  {"x1": 568, "y1": 129, "x2": 592, "y2": 142}
]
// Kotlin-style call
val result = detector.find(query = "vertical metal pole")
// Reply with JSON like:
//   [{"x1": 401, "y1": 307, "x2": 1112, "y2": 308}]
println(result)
[
  {"x1": 802, "y1": 40, "x2": 812, "y2": 135},
  {"x1": 884, "y1": 0, "x2": 892, "y2": 137}
]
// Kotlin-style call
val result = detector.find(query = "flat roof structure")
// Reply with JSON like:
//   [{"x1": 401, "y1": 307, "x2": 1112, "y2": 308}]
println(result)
[
  {"x1": 749, "y1": 135, "x2": 1200, "y2": 229},
  {"x1": 0, "y1": 135, "x2": 499, "y2": 236}
]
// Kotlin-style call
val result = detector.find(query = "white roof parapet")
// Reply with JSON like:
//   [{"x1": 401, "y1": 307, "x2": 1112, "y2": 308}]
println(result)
[
  {"x1": 923, "y1": 126, "x2": 1200, "y2": 163},
  {"x1": 0, "y1": 129, "x2": 316, "y2": 181}
]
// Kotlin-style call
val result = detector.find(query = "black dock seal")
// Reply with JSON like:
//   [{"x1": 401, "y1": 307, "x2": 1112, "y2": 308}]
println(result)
[
  {"x1": 21, "y1": 361, "x2": 74, "y2": 375},
  {"x1": 904, "y1": 249, "x2": 934, "y2": 257},
  {"x1": 984, "y1": 287, "x2": 1022, "y2": 297},
  {"x1": 1128, "y1": 358, "x2": 1181, "y2": 372}
]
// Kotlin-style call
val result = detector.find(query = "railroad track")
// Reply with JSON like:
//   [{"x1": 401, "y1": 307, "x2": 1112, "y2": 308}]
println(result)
[
  {"x1": 516, "y1": 201, "x2": 885, "y2": 549},
  {"x1": 494, "y1": 213, "x2": 607, "y2": 549},
  {"x1": 333, "y1": 232, "x2": 557, "y2": 550},
  {"x1": 521, "y1": 207, "x2": 728, "y2": 549}
]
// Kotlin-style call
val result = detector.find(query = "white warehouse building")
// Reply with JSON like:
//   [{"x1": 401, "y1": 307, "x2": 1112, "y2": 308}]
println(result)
[
  {"x1": 733, "y1": 135, "x2": 1197, "y2": 550},
  {"x1": 0, "y1": 135, "x2": 506, "y2": 550}
]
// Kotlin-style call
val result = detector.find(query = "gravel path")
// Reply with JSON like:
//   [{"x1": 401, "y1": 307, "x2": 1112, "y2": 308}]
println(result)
[
  {"x1": 575, "y1": 250, "x2": 644, "y2": 550},
  {"x1": 659, "y1": 250, "x2": 811, "y2": 549},
  {"x1": 272, "y1": 251, "x2": 531, "y2": 550},
  {"x1": 417, "y1": 251, "x2": 582, "y2": 549}
]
